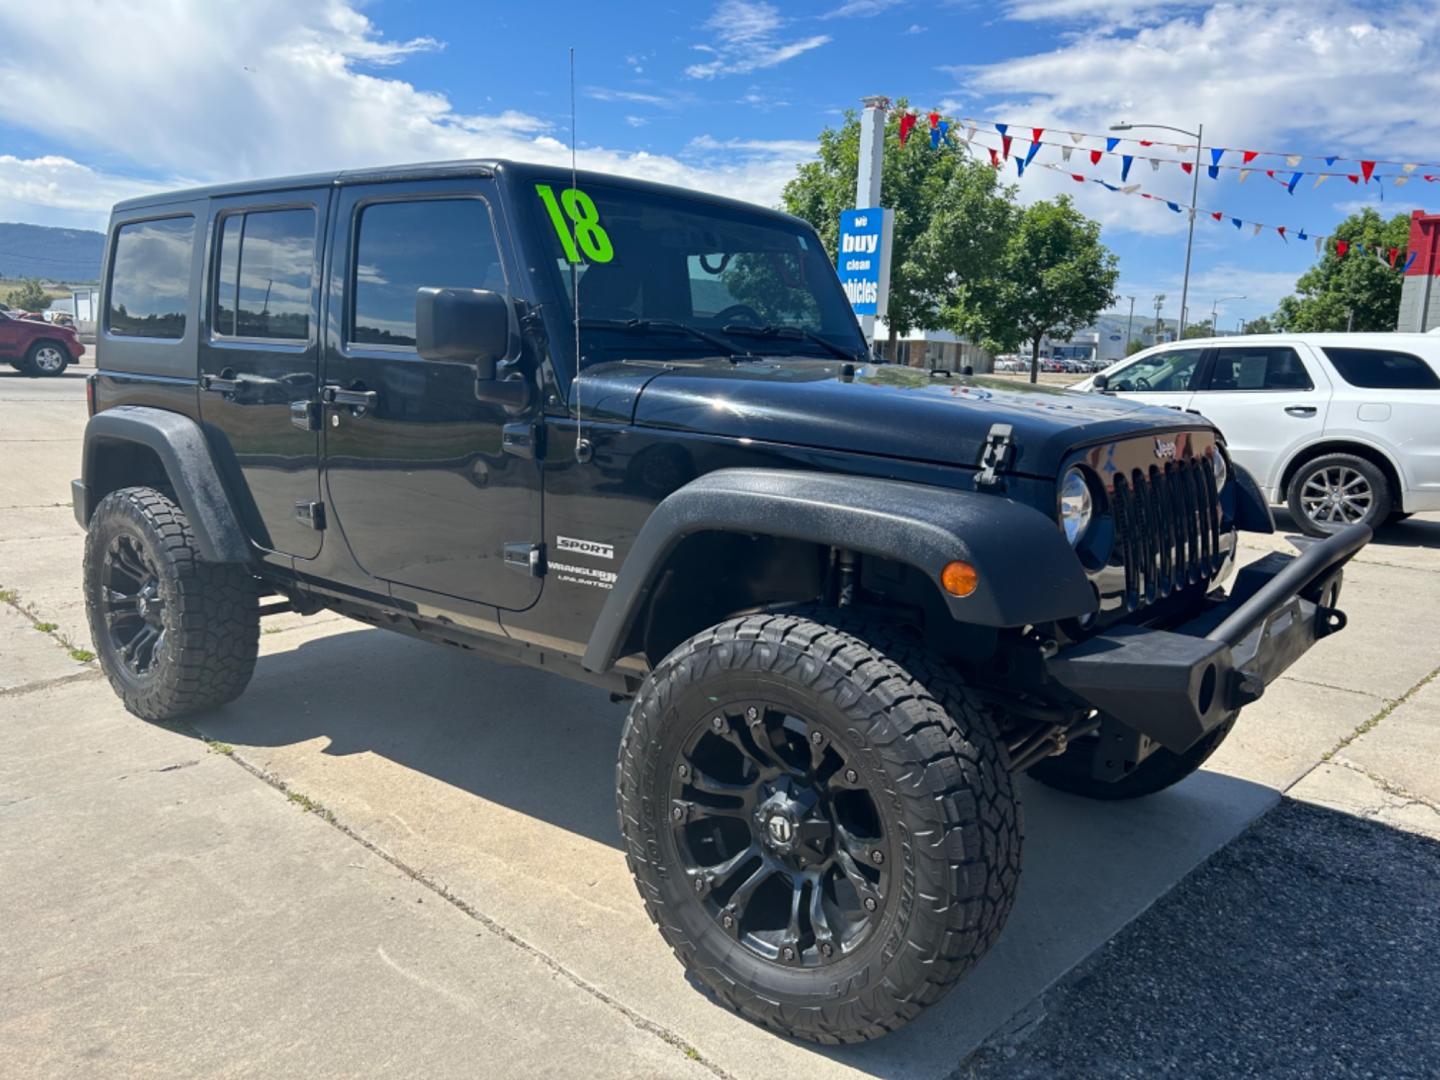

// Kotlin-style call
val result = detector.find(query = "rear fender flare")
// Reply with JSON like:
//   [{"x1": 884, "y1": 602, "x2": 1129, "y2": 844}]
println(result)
[
  {"x1": 78, "y1": 406, "x2": 252, "y2": 564},
  {"x1": 580, "y1": 468, "x2": 1095, "y2": 673}
]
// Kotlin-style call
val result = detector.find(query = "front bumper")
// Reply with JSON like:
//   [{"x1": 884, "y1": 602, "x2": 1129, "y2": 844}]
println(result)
[{"x1": 1045, "y1": 524, "x2": 1370, "y2": 755}]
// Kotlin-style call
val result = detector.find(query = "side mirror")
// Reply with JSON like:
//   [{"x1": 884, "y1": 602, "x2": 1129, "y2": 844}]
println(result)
[
  {"x1": 1092, "y1": 372, "x2": 1109, "y2": 391},
  {"x1": 415, "y1": 287, "x2": 511, "y2": 377}
]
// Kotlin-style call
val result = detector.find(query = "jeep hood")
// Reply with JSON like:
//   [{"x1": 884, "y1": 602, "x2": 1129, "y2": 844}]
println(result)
[{"x1": 593, "y1": 358, "x2": 1208, "y2": 478}]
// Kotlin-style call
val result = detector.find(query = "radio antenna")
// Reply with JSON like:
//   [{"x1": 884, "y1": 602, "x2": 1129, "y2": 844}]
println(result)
[{"x1": 569, "y1": 46, "x2": 588, "y2": 463}]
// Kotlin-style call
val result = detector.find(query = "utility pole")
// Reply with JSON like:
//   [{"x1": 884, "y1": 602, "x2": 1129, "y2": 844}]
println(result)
[
  {"x1": 1123, "y1": 295, "x2": 1136, "y2": 354},
  {"x1": 855, "y1": 96, "x2": 888, "y2": 349},
  {"x1": 1153, "y1": 293, "x2": 1166, "y2": 342}
]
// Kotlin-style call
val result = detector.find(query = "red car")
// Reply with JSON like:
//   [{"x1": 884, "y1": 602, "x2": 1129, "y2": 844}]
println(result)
[{"x1": 0, "y1": 308, "x2": 85, "y2": 376}]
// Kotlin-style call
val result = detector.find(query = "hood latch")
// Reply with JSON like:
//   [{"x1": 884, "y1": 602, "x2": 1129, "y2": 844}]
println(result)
[{"x1": 975, "y1": 423, "x2": 1014, "y2": 488}]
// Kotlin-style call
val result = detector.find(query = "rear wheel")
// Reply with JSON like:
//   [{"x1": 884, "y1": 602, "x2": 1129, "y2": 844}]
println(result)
[
  {"x1": 26, "y1": 340, "x2": 68, "y2": 376},
  {"x1": 1286, "y1": 453, "x2": 1391, "y2": 538},
  {"x1": 84, "y1": 486, "x2": 259, "y2": 721},
  {"x1": 1027, "y1": 715, "x2": 1236, "y2": 800},
  {"x1": 617, "y1": 612, "x2": 1021, "y2": 1042}
]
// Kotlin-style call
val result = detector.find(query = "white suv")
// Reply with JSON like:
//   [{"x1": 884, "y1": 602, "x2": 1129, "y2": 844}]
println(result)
[{"x1": 1073, "y1": 333, "x2": 1440, "y2": 536}]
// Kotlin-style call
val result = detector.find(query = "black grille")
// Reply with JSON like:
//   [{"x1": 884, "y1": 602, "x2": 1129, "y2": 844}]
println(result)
[{"x1": 1111, "y1": 455, "x2": 1222, "y2": 610}]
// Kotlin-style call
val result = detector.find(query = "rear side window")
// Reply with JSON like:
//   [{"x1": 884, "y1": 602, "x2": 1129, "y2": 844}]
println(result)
[
  {"x1": 1323, "y1": 347, "x2": 1440, "y2": 390},
  {"x1": 212, "y1": 208, "x2": 316, "y2": 341},
  {"x1": 1202, "y1": 346, "x2": 1313, "y2": 391},
  {"x1": 350, "y1": 199, "x2": 506, "y2": 348},
  {"x1": 107, "y1": 216, "x2": 195, "y2": 339}
]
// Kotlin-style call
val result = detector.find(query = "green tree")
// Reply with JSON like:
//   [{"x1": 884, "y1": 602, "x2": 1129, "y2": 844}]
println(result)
[
  {"x1": 1242, "y1": 315, "x2": 1274, "y2": 335},
  {"x1": 1182, "y1": 319, "x2": 1215, "y2": 340},
  {"x1": 781, "y1": 101, "x2": 1016, "y2": 358},
  {"x1": 4, "y1": 278, "x2": 50, "y2": 312},
  {"x1": 956, "y1": 196, "x2": 1119, "y2": 382},
  {"x1": 1270, "y1": 209, "x2": 1409, "y2": 331}
]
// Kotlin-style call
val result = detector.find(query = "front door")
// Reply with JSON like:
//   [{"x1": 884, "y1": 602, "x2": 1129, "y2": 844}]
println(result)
[
  {"x1": 321, "y1": 180, "x2": 543, "y2": 610},
  {"x1": 1104, "y1": 345, "x2": 1206, "y2": 412},
  {"x1": 199, "y1": 192, "x2": 329, "y2": 558}
]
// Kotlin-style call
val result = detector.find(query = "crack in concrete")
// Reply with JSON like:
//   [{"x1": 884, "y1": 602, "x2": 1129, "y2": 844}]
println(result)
[
  {"x1": 1297, "y1": 663, "x2": 1440, "y2": 786},
  {"x1": 1329, "y1": 756, "x2": 1440, "y2": 816},
  {"x1": 0, "y1": 669, "x2": 103, "y2": 698}
]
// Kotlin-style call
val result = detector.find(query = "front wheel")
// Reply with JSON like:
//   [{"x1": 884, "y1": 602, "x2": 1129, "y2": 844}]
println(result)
[
  {"x1": 617, "y1": 613, "x2": 1021, "y2": 1043},
  {"x1": 26, "y1": 340, "x2": 69, "y2": 376},
  {"x1": 84, "y1": 486, "x2": 259, "y2": 721},
  {"x1": 1286, "y1": 453, "x2": 1391, "y2": 538}
]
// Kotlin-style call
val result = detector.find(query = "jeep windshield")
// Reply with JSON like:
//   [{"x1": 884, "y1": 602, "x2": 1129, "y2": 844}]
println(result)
[{"x1": 523, "y1": 180, "x2": 867, "y2": 368}]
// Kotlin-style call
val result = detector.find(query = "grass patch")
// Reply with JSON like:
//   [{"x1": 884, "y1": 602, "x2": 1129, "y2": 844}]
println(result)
[
  {"x1": 205, "y1": 739, "x2": 235, "y2": 756},
  {"x1": 262, "y1": 626, "x2": 283, "y2": 635},
  {"x1": 34, "y1": 621, "x2": 57, "y2": 632},
  {"x1": 68, "y1": 648, "x2": 95, "y2": 663},
  {"x1": 286, "y1": 790, "x2": 335, "y2": 822},
  {"x1": 0, "y1": 589, "x2": 17, "y2": 605}
]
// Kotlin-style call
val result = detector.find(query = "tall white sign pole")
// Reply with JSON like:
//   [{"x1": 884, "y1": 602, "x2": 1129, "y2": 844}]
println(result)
[{"x1": 855, "y1": 96, "x2": 888, "y2": 344}]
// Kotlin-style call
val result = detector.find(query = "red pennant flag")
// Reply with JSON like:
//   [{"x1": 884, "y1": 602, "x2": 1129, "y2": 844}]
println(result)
[
  {"x1": 1180, "y1": 161, "x2": 1193, "y2": 174},
  {"x1": 1071, "y1": 173, "x2": 1084, "y2": 182},
  {"x1": 1389, "y1": 246, "x2": 1399, "y2": 267},
  {"x1": 1089, "y1": 149, "x2": 1102, "y2": 165},
  {"x1": 1242, "y1": 150, "x2": 1259, "y2": 164},
  {"x1": 898, "y1": 112, "x2": 916, "y2": 147},
  {"x1": 1265, "y1": 169, "x2": 1275, "y2": 178},
  {"x1": 1031, "y1": 127, "x2": 1044, "y2": 145},
  {"x1": 1347, "y1": 174, "x2": 1359, "y2": 184},
  {"x1": 1277, "y1": 226, "x2": 1287, "y2": 240},
  {"x1": 1212, "y1": 211, "x2": 1223, "y2": 221},
  {"x1": 1002, "y1": 134, "x2": 1013, "y2": 159},
  {"x1": 927, "y1": 111, "x2": 940, "y2": 129},
  {"x1": 1139, "y1": 140, "x2": 1154, "y2": 147},
  {"x1": 1361, "y1": 160, "x2": 1376, "y2": 183},
  {"x1": 1336, "y1": 240, "x2": 1349, "y2": 257},
  {"x1": 989, "y1": 147, "x2": 1000, "y2": 169}
]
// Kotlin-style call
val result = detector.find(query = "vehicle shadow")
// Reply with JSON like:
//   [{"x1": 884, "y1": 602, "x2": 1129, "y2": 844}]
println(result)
[
  {"x1": 1272, "y1": 507, "x2": 1440, "y2": 550},
  {"x1": 194, "y1": 624, "x2": 1285, "y2": 1072}
]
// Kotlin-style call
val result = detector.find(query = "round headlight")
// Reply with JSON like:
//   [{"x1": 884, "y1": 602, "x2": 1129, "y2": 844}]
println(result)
[
  {"x1": 1059, "y1": 467, "x2": 1093, "y2": 546},
  {"x1": 1212, "y1": 448, "x2": 1229, "y2": 492}
]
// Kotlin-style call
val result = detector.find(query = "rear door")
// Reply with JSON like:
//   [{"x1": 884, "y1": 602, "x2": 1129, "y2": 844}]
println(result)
[
  {"x1": 1101, "y1": 345, "x2": 1205, "y2": 411},
  {"x1": 199, "y1": 192, "x2": 329, "y2": 559},
  {"x1": 0, "y1": 311, "x2": 20, "y2": 362},
  {"x1": 320, "y1": 179, "x2": 543, "y2": 610},
  {"x1": 1188, "y1": 342, "x2": 1330, "y2": 496}
]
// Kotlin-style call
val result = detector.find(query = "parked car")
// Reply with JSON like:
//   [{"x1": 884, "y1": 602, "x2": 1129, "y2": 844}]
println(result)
[
  {"x1": 0, "y1": 305, "x2": 85, "y2": 375},
  {"x1": 73, "y1": 161, "x2": 1365, "y2": 1042},
  {"x1": 1072, "y1": 333, "x2": 1440, "y2": 536}
]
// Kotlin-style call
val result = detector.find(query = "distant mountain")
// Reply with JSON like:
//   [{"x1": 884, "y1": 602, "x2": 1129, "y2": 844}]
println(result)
[{"x1": 0, "y1": 222, "x2": 105, "y2": 283}]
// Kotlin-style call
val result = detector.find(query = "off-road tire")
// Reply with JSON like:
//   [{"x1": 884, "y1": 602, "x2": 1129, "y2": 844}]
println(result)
[
  {"x1": 25, "y1": 340, "x2": 69, "y2": 377},
  {"x1": 1286, "y1": 453, "x2": 1391, "y2": 538},
  {"x1": 616, "y1": 612, "x2": 1022, "y2": 1043},
  {"x1": 84, "y1": 486, "x2": 258, "y2": 721},
  {"x1": 1027, "y1": 714, "x2": 1237, "y2": 800}
]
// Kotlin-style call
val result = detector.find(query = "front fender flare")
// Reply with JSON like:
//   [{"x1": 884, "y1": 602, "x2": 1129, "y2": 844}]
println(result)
[
  {"x1": 78, "y1": 406, "x2": 252, "y2": 564},
  {"x1": 581, "y1": 468, "x2": 1095, "y2": 673}
]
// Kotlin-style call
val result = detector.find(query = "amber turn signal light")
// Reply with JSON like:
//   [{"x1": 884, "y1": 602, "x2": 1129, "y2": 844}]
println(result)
[{"x1": 940, "y1": 560, "x2": 978, "y2": 598}]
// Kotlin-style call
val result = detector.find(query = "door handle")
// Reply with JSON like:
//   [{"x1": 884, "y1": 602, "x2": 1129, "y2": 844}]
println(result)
[
  {"x1": 322, "y1": 385, "x2": 379, "y2": 411},
  {"x1": 201, "y1": 370, "x2": 241, "y2": 394},
  {"x1": 1284, "y1": 405, "x2": 1317, "y2": 417}
]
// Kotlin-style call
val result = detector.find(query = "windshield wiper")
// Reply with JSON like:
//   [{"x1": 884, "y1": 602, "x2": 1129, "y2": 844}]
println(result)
[
  {"x1": 579, "y1": 317, "x2": 752, "y2": 359},
  {"x1": 720, "y1": 323, "x2": 864, "y2": 362}
]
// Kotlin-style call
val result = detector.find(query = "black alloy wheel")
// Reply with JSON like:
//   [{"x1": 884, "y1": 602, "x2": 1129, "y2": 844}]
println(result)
[
  {"x1": 101, "y1": 533, "x2": 168, "y2": 677},
  {"x1": 671, "y1": 700, "x2": 887, "y2": 969}
]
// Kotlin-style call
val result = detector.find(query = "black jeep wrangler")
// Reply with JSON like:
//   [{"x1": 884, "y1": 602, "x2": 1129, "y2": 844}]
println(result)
[{"x1": 75, "y1": 160, "x2": 1367, "y2": 1042}]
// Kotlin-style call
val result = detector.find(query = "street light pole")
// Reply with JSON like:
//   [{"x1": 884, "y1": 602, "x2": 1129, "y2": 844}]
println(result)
[
  {"x1": 1112, "y1": 120, "x2": 1203, "y2": 337},
  {"x1": 1123, "y1": 295, "x2": 1136, "y2": 353},
  {"x1": 1210, "y1": 294, "x2": 1246, "y2": 334}
]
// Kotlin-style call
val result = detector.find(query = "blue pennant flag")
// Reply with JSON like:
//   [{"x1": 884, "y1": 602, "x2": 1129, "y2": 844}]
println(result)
[
  {"x1": 1287, "y1": 171, "x2": 1303, "y2": 194},
  {"x1": 1325, "y1": 156, "x2": 1337, "y2": 166},
  {"x1": 1298, "y1": 228, "x2": 1308, "y2": 240},
  {"x1": 931, "y1": 125, "x2": 940, "y2": 149},
  {"x1": 995, "y1": 122, "x2": 1008, "y2": 136},
  {"x1": 1015, "y1": 157, "x2": 1027, "y2": 176},
  {"x1": 1023, "y1": 137, "x2": 1041, "y2": 166},
  {"x1": 1100, "y1": 181, "x2": 1120, "y2": 191},
  {"x1": 1209, "y1": 147, "x2": 1224, "y2": 179},
  {"x1": 1105, "y1": 137, "x2": 1120, "y2": 153},
  {"x1": 938, "y1": 119, "x2": 951, "y2": 145},
  {"x1": 1231, "y1": 217, "x2": 1243, "y2": 229},
  {"x1": 1166, "y1": 200, "x2": 1182, "y2": 213},
  {"x1": 1121, "y1": 155, "x2": 1133, "y2": 181},
  {"x1": 1405, "y1": 251, "x2": 1418, "y2": 272}
]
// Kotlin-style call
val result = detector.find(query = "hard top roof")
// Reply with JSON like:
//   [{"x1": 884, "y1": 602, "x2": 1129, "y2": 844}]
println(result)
[{"x1": 111, "y1": 158, "x2": 803, "y2": 227}]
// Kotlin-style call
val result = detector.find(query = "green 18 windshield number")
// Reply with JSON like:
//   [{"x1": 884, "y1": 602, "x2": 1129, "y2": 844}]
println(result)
[{"x1": 536, "y1": 184, "x2": 614, "y2": 264}]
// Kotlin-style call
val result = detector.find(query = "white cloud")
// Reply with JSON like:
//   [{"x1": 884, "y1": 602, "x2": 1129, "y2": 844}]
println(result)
[
  {"x1": 585, "y1": 86, "x2": 680, "y2": 108},
  {"x1": 0, "y1": 1, "x2": 814, "y2": 225},
  {"x1": 822, "y1": 0, "x2": 904, "y2": 18},
  {"x1": 684, "y1": 1, "x2": 830, "y2": 79},
  {"x1": 625, "y1": 115, "x2": 649, "y2": 128}
]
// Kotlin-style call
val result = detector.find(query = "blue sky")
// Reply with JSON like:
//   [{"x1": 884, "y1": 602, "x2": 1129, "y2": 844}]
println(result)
[{"x1": 1, "y1": 0, "x2": 1435, "y2": 327}]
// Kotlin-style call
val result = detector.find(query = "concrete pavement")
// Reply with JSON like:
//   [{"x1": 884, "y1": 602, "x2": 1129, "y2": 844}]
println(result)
[{"x1": 2, "y1": 363, "x2": 1439, "y2": 1076}]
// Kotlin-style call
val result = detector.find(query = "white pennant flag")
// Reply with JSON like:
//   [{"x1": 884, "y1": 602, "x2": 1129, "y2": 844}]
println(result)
[
  {"x1": 966, "y1": 126, "x2": 978, "y2": 142},
  {"x1": 1239, "y1": 169, "x2": 1252, "y2": 182},
  {"x1": 1122, "y1": 184, "x2": 1141, "y2": 194},
  {"x1": 1253, "y1": 223, "x2": 1263, "y2": 237},
  {"x1": 963, "y1": 117, "x2": 976, "y2": 128},
  {"x1": 1070, "y1": 131, "x2": 1085, "y2": 144},
  {"x1": 1285, "y1": 154, "x2": 1302, "y2": 166},
  {"x1": 1314, "y1": 174, "x2": 1330, "y2": 189},
  {"x1": 1173, "y1": 143, "x2": 1188, "y2": 153},
  {"x1": 1403, "y1": 162, "x2": 1418, "y2": 175},
  {"x1": 1188, "y1": 208, "x2": 1197, "y2": 220},
  {"x1": 1149, "y1": 158, "x2": 1162, "y2": 171},
  {"x1": 1315, "y1": 237, "x2": 1324, "y2": 255},
  {"x1": 1061, "y1": 145, "x2": 1074, "y2": 162},
  {"x1": 1395, "y1": 175, "x2": 1410, "y2": 187}
]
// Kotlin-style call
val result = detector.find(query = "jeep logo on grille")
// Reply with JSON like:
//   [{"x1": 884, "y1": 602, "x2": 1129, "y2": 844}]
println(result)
[{"x1": 1154, "y1": 438, "x2": 1178, "y2": 460}]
